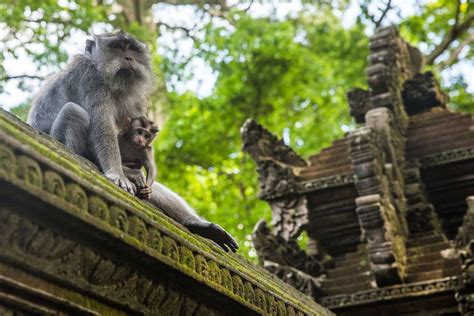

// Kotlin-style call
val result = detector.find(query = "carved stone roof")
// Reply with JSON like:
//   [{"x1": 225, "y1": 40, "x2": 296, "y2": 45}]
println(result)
[
  {"x1": 0, "y1": 108, "x2": 331, "y2": 315},
  {"x1": 242, "y1": 25, "x2": 473, "y2": 315}
]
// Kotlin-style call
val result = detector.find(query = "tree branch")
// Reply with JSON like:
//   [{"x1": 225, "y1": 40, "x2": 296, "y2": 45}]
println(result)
[
  {"x1": 439, "y1": 32, "x2": 474, "y2": 69},
  {"x1": 1, "y1": 75, "x2": 44, "y2": 81},
  {"x1": 241, "y1": 0, "x2": 255, "y2": 13},
  {"x1": 157, "y1": 21, "x2": 198, "y2": 41},
  {"x1": 372, "y1": 0, "x2": 392, "y2": 28},
  {"x1": 425, "y1": 0, "x2": 473, "y2": 65}
]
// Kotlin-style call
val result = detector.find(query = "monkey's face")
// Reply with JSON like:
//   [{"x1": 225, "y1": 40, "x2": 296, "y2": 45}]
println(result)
[
  {"x1": 87, "y1": 33, "x2": 152, "y2": 87},
  {"x1": 130, "y1": 127, "x2": 156, "y2": 149}
]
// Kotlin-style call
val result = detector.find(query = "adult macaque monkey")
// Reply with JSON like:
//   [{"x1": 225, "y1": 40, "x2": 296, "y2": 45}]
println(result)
[
  {"x1": 29, "y1": 32, "x2": 151, "y2": 193},
  {"x1": 27, "y1": 32, "x2": 238, "y2": 252}
]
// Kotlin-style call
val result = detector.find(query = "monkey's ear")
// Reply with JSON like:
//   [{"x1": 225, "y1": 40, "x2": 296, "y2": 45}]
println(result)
[
  {"x1": 119, "y1": 117, "x2": 132, "y2": 135},
  {"x1": 150, "y1": 126, "x2": 159, "y2": 134},
  {"x1": 85, "y1": 39, "x2": 95, "y2": 55}
]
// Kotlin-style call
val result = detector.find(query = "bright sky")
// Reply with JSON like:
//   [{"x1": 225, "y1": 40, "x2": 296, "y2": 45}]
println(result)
[{"x1": 0, "y1": 0, "x2": 472, "y2": 110}]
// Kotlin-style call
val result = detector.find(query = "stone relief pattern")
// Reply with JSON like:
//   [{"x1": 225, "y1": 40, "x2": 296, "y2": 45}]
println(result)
[
  {"x1": 320, "y1": 277, "x2": 460, "y2": 309},
  {"x1": 257, "y1": 159, "x2": 299, "y2": 200},
  {"x1": 269, "y1": 196, "x2": 309, "y2": 241},
  {"x1": 252, "y1": 220, "x2": 325, "y2": 300},
  {"x1": 419, "y1": 148, "x2": 474, "y2": 168},
  {"x1": 0, "y1": 208, "x2": 222, "y2": 315},
  {"x1": 0, "y1": 143, "x2": 310, "y2": 316},
  {"x1": 241, "y1": 119, "x2": 310, "y2": 242},
  {"x1": 298, "y1": 173, "x2": 354, "y2": 193}
]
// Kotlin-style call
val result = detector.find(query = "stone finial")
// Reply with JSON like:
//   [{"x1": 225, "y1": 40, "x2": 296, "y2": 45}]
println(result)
[
  {"x1": 240, "y1": 119, "x2": 307, "y2": 167},
  {"x1": 347, "y1": 88, "x2": 372, "y2": 123},
  {"x1": 402, "y1": 71, "x2": 448, "y2": 115}
]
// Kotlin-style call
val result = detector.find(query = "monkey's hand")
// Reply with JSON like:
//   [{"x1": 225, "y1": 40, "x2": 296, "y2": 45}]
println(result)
[
  {"x1": 138, "y1": 186, "x2": 152, "y2": 200},
  {"x1": 187, "y1": 222, "x2": 239, "y2": 253},
  {"x1": 105, "y1": 171, "x2": 135, "y2": 194}
]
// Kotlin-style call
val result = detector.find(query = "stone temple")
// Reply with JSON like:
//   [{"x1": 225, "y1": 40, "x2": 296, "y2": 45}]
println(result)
[
  {"x1": 242, "y1": 26, "x2": 474, "y2": 315},
  {"x1": 0, "y1": 109, "x2": 330, "y2": 312}
]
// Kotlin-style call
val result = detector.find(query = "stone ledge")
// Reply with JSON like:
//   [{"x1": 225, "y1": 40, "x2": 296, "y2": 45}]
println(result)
[
  {"x1": 418, "y1": 147, "x2": 474, "y2": 168},
  {"x1": 320, "y1": 277, "x2": 460, "y2": 309},
  {"x1": 0, "y1": 108, "x2": 331, "y2": 316}
]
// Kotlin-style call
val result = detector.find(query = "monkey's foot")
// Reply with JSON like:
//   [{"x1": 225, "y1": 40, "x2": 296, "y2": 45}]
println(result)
[
  {"x1": 187, "y1": 223, "x2": 239, "y2": 252},
  {"x1": 105, "y1": 171, "x2": 135, "y2": 194},
  {"x1": 123, "y1": 167, "x2": 146, "y2": 190}
]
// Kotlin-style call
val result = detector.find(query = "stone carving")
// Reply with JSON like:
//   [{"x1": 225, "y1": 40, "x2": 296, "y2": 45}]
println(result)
[
  {"x1": 270, "y1": 196, "x2": 309, "y2": 240},
  {"x1": 299, "y1": 173, "x2": 354, "y2": 192},
  {"x1": 347, "y1": 88, "x2": 372, "y2": 123},
  {"x1": 253, "y1": 220, "x2": 324, "y2": 277},
  {"x1": 241, "y1": 118, "x2": 307, "y2": 167},
  {"x1": 321, "y1": 277, "x2": 460, "y2": 308},
  {"x1": 0, "y1": 139, "x2": 325, "y2": 316},
  {"x1": 257, "y1": 159, "x2": 298, "y2": 200},
  {"x1": 402, "y1": 71, "x2": 448, "y2": 115},
  {"x1": 265, "y1": 262, "x2": 324, "y2": 300},
  {"x1": 239, "y1": 24, "x2": 471, "y2": 315},
  {"x1": 349, "y1": 128, "x2": 404, "y2": 287},
  {"x1": 419, "y1": 148, "x2": 474, "y2": 168},
  {"x1": 241, "y1": 119, "x2": 310, "y2": 241},
  {"x1": 252, "y1": 220, "x2": 325, "y2": 300}
]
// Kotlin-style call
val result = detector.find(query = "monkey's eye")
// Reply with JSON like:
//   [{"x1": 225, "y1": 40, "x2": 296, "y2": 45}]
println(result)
[
  {"x1": 145, "y1": 134, "x2": 150, "y2": 139},
  {"x1": 129, "y1": 45, "x2": 139, "y2": 52},
  {"x1": 137, "y1": 129, "x2": 143, "y2": 135}
]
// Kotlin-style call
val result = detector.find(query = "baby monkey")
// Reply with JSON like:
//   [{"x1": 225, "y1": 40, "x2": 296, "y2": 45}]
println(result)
[{"x1": 119, "y1": 116, "x2": 158, "y2": 199}]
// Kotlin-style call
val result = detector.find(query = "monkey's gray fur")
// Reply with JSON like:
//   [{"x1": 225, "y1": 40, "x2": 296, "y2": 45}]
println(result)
[{"x1": 27, "y1": 32, "x2": 238, "y2": 252}]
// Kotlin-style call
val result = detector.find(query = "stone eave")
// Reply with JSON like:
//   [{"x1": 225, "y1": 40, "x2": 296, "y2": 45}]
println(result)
[
  {"x1": 297, "y1": 173, "x2": 355, "y2": 194},
  {"x1": 320, "y1": 276, "x2": 460, "y2": 309},
  {"x1": 258, "y1": 172, "x2": 355, "y2": 201},
  {"x1": 0, "y1": 109, "x2": 331, "y2": 316},
  {"x1": 418, "y1": 147, "x2": 474, "y2": 169}
]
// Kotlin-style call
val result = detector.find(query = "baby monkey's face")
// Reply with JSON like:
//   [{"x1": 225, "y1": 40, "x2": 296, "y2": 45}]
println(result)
[
  {"x1": 125, "y1": 117, "x2": 159, "y2": 149},
  {"x1": 131, "y1": 126, "x2": 156, "y2": 148}
]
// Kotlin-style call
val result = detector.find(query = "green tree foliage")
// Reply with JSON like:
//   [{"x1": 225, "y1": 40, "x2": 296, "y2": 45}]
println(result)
[
  {"x1": 156, "y1": 13, "x2": 369, "y2": 256},
  {"x1": 1, "y1": 0, "x2": 472, "y2": 259}
]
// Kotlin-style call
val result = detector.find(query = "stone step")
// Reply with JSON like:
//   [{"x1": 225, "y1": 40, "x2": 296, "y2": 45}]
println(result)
[
  {"x1": 323, "y1": 281, "x2": 375, "y2": 296},
  {"x1": 405, "y1": 258, "x2": 461, "y2": 274},
  {"x1": 334, "y1": 256, "x2": 369, "y2": 269},
  {"x1": 297, "y1": 165, "x2": 352, "y2": 180},
  {"x1": 408, "y1": 116, "x2": 472, "y2": 139},
  {"x1": 406, "y1": 251, "x2": 444, "y2": 265},
  {"x1": 408, "y1": 111, "x2": 467, "y2": 129},
  {"x1": 407, "y1": 241, "x2": 450, "y2": 256},
  {"x1": 408, "y1": 137, "x2": 474, "y2": 159},
  {"x1": 406, "y1": 234, "x2": 446, "y2": 247},
  {"x1": 404, "y1": 266, "x2": 462, "y2": 283},
  {"x1": 323, "y1": 271, "x2": 373, "y2": 288},
  {"x1": 326, "y1": 263, "x2": 371, "y2": 278},
  {"x1": 345, "y1": 248, "x2": 368, "y2": 260}
]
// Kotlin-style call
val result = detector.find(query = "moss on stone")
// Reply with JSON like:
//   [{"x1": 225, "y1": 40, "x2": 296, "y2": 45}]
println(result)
[{"x1": 0, "y1": 108, "x2": 332, "y2": 315}]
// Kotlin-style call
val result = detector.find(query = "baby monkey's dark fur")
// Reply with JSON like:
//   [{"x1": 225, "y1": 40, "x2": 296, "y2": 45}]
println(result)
[{"x1": 119, "y1": 116, "x2": 158, "y2": 199}]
